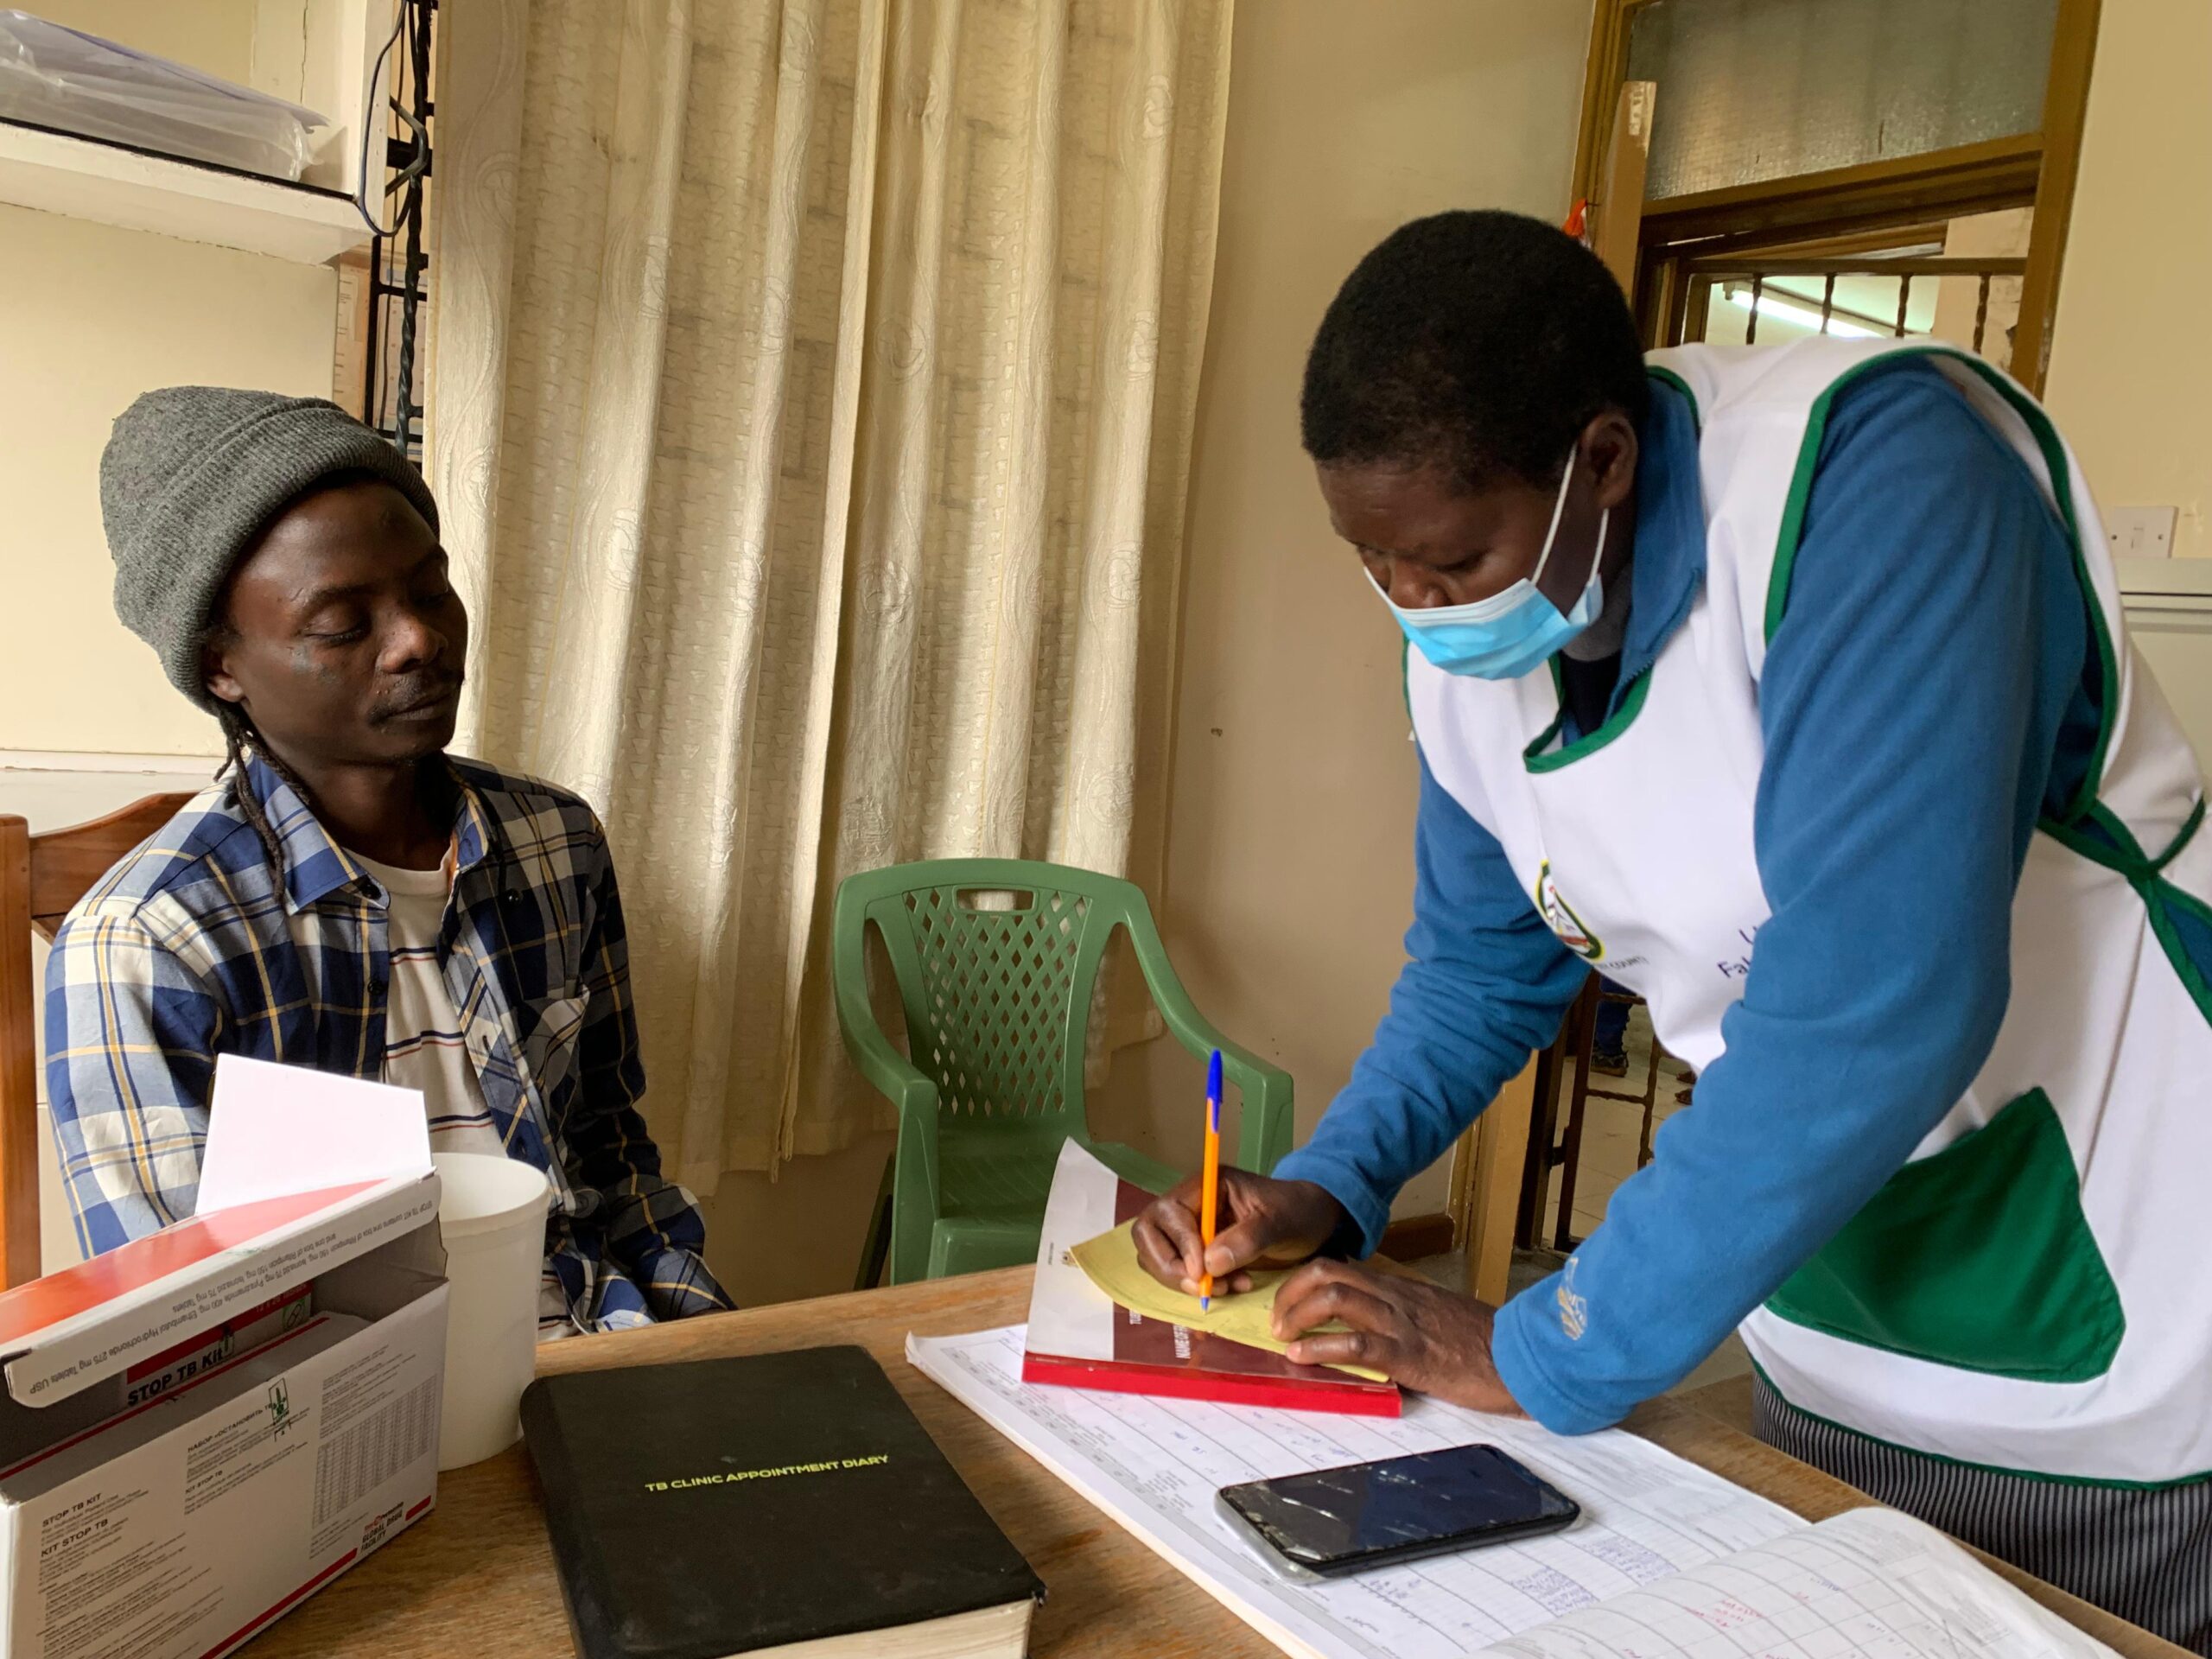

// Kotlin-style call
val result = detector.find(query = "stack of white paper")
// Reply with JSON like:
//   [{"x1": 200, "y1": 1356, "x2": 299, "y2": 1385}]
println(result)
[{"x1": 908, "y1": 1326, "x2": 2116, "y2": 1659}]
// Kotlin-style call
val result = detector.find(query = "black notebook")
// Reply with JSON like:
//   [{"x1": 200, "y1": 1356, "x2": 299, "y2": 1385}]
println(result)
[{"x1": 521, "y1": 1346, "x2": 1044, "y2": 1659}]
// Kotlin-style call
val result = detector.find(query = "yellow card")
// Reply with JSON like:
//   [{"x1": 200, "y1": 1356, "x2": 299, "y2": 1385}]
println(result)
[{"x1": 1067, "y1": 1220, "x2": 1388, "y2": 1382}]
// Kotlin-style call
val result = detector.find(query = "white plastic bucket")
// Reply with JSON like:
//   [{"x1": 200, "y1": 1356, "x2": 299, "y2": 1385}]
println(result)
[{"x1": 432, "y1": 1152, "x2": 551, "y2": 1470}]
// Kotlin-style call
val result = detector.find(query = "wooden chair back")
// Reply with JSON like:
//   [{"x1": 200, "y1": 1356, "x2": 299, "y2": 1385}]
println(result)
[{"x1": 0, "y1": 793, "x2": 195, "y2": 1287}]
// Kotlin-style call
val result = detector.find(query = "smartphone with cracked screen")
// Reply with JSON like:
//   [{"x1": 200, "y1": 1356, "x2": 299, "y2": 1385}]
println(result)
[{"x1": 1214, "y1": 1443, "x2": 1580, "y2": 1582}]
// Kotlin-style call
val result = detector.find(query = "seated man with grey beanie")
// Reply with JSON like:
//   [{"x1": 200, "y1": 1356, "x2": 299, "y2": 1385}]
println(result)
[{"x1": 46, "y1": 386, "x2": 731, "y2": 1338}]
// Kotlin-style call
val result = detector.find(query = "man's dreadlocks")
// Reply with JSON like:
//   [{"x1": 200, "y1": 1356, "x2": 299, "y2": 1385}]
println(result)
[{"x1": 201, "y1": 617, "x2": 317, "y2": 873}]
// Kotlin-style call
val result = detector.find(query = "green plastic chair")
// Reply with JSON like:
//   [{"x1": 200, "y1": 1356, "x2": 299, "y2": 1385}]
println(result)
[{"x1": 834, "y1": 859, "x2": 1294, "y2": 1287}]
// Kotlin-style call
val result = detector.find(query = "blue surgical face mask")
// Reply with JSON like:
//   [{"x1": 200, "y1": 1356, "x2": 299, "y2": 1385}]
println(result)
[{"x1": 1373, "y1": 448, "x2": 1608, "y2": 680}]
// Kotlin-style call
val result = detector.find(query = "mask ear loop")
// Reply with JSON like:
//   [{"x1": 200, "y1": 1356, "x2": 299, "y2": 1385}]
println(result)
[
  {"x1": 1586, "y1": 508, "x2": 1611, "y2": 588},
  {"x1": 1529, "y1": 446, "x2": 1581, "y2": 586}
]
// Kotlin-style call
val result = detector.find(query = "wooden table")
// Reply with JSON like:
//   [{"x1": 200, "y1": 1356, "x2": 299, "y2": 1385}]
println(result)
[{"x1": 252, "y1": 1268, "x2": 2188, "y2": 1659}]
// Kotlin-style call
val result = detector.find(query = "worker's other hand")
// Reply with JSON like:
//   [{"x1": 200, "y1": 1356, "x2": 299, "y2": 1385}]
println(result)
[
  {"x1": 1271, "y1": 1260, "x2": 1523, "y2": 1416},
  {"x1": 1132, "y1": 1168, "x2": 1345, "y2": 1297}
]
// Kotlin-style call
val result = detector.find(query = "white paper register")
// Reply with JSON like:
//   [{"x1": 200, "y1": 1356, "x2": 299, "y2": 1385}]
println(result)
[{"x1": 908, "y1": 1326, "x2": 2117, "y2": 1659}]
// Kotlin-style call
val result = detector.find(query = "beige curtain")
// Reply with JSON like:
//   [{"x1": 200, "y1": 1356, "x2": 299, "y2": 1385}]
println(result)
[{"x1": 428, "y1": 0, "x2": 1230, "y2": 1191}]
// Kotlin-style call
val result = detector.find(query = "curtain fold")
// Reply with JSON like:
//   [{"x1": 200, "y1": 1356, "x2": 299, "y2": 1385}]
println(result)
[{"x1": 431, "y1": 0, "x2": 1230, "y2": 1188}]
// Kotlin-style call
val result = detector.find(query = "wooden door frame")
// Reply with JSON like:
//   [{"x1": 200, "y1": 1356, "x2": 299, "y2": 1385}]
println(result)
[
  {"x1": 1571, "y1": 0, "x2": 2101, "y2": 395},
  {"x1": 2014, "y1": 0, "x2": 2101, "y2": 390},
  {"x1": 1634, "y1": 139, "x2": 2042, "y2": 351}
]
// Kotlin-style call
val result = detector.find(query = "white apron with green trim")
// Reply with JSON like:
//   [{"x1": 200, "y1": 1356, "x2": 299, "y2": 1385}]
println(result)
[{"x1": 1414, "y1": 338, "x2": 2212, "y2": 1484}]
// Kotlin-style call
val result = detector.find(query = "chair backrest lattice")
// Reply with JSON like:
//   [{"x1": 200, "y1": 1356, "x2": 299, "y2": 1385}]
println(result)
[
  {"x1": 900, "y1": 882, "x2": 1095, "y2": 1122},
  {"x1": 835, "y1": 855, "x2": 1295, "y2": 1207}
]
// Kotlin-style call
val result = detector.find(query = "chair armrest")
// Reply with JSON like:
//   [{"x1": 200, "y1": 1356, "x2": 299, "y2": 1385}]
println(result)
[
  {"x1": 1120, "y1": 908, "x2": 1295, "y2": 1175},
  {"x1": 839, "y1": 1008, "x2": 939, "y2": 1119},
  {"x1": 831, "y1": 943, "x2": 944, "y2": 1215},
  {"x1": 842, "y1": 1015, "x2": 945, "y2": 1279},
  {"x1": 850, "y1": 1033, "x2": 940, "y2": 1128}
]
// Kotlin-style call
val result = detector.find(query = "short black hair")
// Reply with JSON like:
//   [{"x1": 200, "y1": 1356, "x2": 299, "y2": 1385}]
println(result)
[{"x1": 1300, "y1": 210, "x2": 1649, "y2": 493}]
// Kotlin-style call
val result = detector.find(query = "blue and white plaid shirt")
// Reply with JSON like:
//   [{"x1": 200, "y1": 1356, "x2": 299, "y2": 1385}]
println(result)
[{"x1": 45, "y1": 755, "x2": 732, "y2": 1334}]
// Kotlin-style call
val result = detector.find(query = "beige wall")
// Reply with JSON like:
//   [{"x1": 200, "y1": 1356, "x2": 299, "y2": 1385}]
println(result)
[
  {"x1": 29, "y1": 0, "x2": 257, "y2": 86},
  {"x1": 1, "y1": 0, "x2": 339, "y2": 760},
  {"x1": 1092, "y1": 0, "x2": 1595, "y2": 1211},
  {"x1": 0, "y1": 208, "x2": 336, "y2": 757},
  {"x1": 1929, "y1": 207, "x2": 2031, "y2": 375},
  {"x1": 2042, "y1": 0, "x2": 2212, "y2": 559},
  {"x1": 694, "y1": 1135, "x2": 893, "y2": 1310}
]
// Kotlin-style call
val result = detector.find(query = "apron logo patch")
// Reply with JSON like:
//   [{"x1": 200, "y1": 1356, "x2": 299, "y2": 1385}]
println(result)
[{"x1": 1535, "y1": 861, "x2": 1604, "y2": 962}]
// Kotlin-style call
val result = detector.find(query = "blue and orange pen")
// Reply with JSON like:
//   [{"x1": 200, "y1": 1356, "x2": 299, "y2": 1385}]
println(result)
[{"x1": 1198, "y1": 1049, "x2": 1223, "y2": 1311}]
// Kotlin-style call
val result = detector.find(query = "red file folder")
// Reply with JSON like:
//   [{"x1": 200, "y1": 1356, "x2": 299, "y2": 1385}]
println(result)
[{"x1": 1020, "y1": 1142, "x2": 1401, "y2": 1418}]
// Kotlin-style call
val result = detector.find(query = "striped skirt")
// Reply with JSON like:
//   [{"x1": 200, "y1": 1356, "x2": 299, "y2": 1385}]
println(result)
[{"x1": 1753, "y1": 1375, "x2": 2212, "y2": 1655}]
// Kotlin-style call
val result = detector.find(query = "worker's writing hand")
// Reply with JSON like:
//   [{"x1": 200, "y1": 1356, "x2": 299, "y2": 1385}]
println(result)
[
  {"x1": 1271, "y1": 1260, "x2": 1524, "y2": 1416},
  {"x1": 1131, "y1": 1169, "x2": 1345, "y2": 1297}
]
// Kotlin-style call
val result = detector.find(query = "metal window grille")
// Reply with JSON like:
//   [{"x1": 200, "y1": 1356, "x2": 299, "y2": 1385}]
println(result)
[
  {"x1": 1677, "y1": 251, "x2": 2027, "y2": 369},
  {"x1": 362, "y1": 0, "x2": 435, "y2": 461}
]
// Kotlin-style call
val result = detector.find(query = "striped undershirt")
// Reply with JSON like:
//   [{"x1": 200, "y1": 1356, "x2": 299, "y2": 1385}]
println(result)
[{"x1": 353, "y1": 849, "x2": 576, "y2": 1340}]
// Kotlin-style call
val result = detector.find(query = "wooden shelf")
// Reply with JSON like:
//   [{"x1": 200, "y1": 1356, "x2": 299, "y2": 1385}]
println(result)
[{"x1": 0, "y1": 120, "x2": 369, "y2": 265}]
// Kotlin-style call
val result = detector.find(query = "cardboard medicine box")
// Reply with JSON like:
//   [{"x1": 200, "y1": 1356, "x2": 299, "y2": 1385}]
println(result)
[{"x1": 0, "y1": 1058, "x2": 448, "y2": 1659}]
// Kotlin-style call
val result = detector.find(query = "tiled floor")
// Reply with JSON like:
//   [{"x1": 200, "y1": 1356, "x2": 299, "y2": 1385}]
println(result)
[{"x1": 1543, "y1": 1001, "x2": 1693, "y2": 1244}]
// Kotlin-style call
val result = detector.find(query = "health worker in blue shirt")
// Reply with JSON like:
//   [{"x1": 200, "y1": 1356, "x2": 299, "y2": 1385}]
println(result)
[{"x1": 1135, "y1": 212, "x2": 2212, "y2": 1650}]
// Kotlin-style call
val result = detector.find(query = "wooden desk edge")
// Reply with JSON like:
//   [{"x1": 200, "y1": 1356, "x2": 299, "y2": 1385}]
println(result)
[{"x1": 251, "y1": 1267, "x2": 2190, "y2": 1659}]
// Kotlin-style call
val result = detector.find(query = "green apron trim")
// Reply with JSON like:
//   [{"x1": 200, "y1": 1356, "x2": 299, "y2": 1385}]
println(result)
[
  {"x1": 1646, "y1": 363, "x2": 1703, "y2": 433},
  {"x1": 2039, "y1": 796, "x2": 2203, "y2": 880},
  {"x1": 1763, "y1": 346, "x2": 2120, "y2": 830},
  {"x1": 1523, "y1": 669, "x2": 1654, "y2": 773},
  {"x1": 1748, "y1": 1360, "x2": 2212, "y2": 1491},
  {"x1": 1765, "y1": 1088, "x2": 2124, "y2": 1384},
  {"x1": 2040, "y1": 798, "x2": 2212, "y2": 1026},
  {"x1": 2145, "y1": 882, "x2": 2212, "y2": 1026}
]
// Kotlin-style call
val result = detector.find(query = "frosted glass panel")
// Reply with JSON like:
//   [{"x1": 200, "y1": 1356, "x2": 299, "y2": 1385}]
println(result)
[{"x1": 1627, "y1": 0, "x2": 2057, "y2": 200}]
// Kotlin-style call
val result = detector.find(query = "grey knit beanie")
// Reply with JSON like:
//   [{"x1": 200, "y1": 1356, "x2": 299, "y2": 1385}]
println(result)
[{"x1": 99, "y1": 387, "x2": 442, "y2": 710}]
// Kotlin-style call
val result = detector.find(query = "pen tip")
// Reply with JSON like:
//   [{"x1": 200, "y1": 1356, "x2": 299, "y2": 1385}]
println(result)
[{"x1": 1200, "y1": 1296, "x2": 1211, "y2": 1312}]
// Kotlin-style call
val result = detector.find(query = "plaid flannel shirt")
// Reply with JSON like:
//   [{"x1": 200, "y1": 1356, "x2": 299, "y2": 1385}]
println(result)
[{"x1": 45, "y1": 755, "x2": 732, "y2": 1334}]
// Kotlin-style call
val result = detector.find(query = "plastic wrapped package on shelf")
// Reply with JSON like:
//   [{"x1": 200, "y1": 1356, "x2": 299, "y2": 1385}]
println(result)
[{"x1": 0, "y1": 9, "x2": 327, "y2": 182}]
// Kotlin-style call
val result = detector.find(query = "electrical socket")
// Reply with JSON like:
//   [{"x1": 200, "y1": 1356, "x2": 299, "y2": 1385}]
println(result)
[{"x1": 2107, "y1": 506, "x2": 2177, "y2": 559}]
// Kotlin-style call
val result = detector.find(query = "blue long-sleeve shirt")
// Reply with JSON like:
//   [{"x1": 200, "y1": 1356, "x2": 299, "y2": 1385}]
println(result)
[{"x1": 1275, "y1": 359, "x2": 2096, "y2": 1433}]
